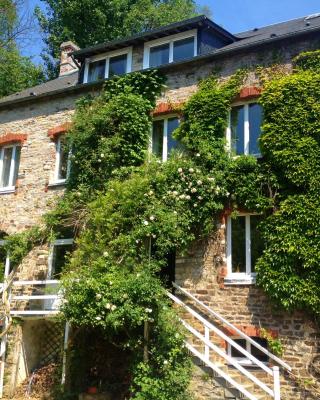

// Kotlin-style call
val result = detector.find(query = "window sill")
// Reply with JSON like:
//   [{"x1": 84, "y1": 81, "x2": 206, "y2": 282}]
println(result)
[
  {"x1": 47, "y1": 180, "x2": 66, "y2": 188},
  {"x1": 224, "y1": 276, "x2": 256, "y2": 285},
  {"x1": 0, "y1": 187, "x2": 15, "y2": 194}
]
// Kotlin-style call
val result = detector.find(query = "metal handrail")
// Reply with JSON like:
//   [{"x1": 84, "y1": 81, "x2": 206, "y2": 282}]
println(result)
[
  {"x1": 168, "y1": 291, "x2": 273, "y2": 375},
  {"x1": 172, "y1": 282, "x2": 291, "y2": 371},
  {"x1": 168, "y1": 290, "x2": 282, "y2": 400},
  {"x1": 182, "y1": 318, "x2": 274, "y2": 397}
]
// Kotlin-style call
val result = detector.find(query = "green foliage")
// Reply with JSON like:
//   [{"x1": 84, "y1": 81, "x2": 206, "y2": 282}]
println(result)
[
  {"x1": 35, "y1": 0, "x2": 199, "y2": 77},
  {"x1": 0, "y1": 46, "x2": 45, "y2": 98},
  {"x1": 55, "y1": 72, "x2": 244, "y2": 397},
  {"x1": 293, "y1": 50, "x2": 320, "y2": 72},
  {"x1": 67, "y1": 71, "x2": 165, "y2": 191},
  {"x1": 259, "y1": 328, "x2": 283, "y2": 357},
  {"x1": 257, "y1": 58, "x2": 320, "y2": 318},
  {"x1": 0, "y1": 0, "x2": 44, "y2": 97},
  {"x1": 4, "y1": 226, "x2": 46, "y2": 268}
]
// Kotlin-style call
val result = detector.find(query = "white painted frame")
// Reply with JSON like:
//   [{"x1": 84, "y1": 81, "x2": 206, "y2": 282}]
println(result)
[
  {"x1": 0, "y1": 144, "x2": 20, "y2": 193},
  {"x1": 143, "y1": 29, "x2": 197, "y2": 69},
  {"x1": 226, "y1": 215, "x2": 257, "y2": 281},
  {"x1": 151, "y1": 114, "x2": 179, "y2": 162},
  {"x1": 226, "y1": 101, "x2": 262, "y2": 157},
  {"x1": 0, "y1": 240, "x2": 10, "y2": 280},
  {"x1": 83, "y1": 46, "x2": 133, "y2": 83},
  {"x1": 47, "y1": 239, "x2": 74, "y2": 279},
  {"x1": 227, "y1": 337, "x2": 268, "y2": 366},
  {"x1": 52, "y1": 136, "x2": 71, "y2": 185}
]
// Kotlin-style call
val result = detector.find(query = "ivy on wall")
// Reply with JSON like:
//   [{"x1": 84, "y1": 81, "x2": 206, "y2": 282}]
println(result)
[
  {"x1": 4, "y1": 49, "x2": 320, "y2": 397},
  {"x1": 256, "y1": 51, "x2": 320, "y2": 317}
]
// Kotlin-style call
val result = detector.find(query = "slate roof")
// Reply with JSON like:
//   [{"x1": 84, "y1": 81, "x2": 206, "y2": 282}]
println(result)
[
  {"x1": 0, "y1": 13, "x2": 320, "y2": 108},
  {"x1": 72, "y1": 15, "x2": 237, "y2": 60}
]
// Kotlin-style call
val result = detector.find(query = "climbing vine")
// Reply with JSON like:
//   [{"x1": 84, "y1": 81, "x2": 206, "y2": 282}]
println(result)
[{"x1": 4, "y1": 49, "x2": 320, "y2": 397}]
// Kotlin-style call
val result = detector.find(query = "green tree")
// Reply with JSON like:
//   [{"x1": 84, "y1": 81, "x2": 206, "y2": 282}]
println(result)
[
  {"x1": 0, "y1": 0, "x2": 44, "y2": 98},
  {"x1": 36, "y1": 0, "x2": 202, "y2": 78}
]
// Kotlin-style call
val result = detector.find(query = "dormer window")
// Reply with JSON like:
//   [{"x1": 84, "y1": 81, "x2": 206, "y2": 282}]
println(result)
[
  {"x1": 84, "y1": 47, "x2": 132, "y2": 84},
  {"x1": 143, "y1": 30, "x2": 197, "y2": 69}
]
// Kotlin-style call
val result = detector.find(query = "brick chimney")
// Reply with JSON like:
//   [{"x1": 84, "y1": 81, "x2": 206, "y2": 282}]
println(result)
[{"x1": 59, "y1": 41, "x2": 80, "y2": 77}]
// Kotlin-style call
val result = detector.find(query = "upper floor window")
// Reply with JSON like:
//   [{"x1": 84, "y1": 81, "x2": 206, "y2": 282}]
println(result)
[
  {"x1": 143, "y1": 30, "x2": 197, "y2": 69},
  {"x1": 151, "y1": 116, "x2": 180, "y2": 161},
  {"x1": 227, "y1": 103, "x2": 263, "y2": 156},
  {"x1": 226, "y1": 215, "x2": 264, "y2": 281},
  {"x1": 84, "y1": 47, "x2": 132, "y2": 84},
  {"x1": 53, "y1": 135, "x2": 71, "y2": 184},
  {"x1": 0, "y1": 144, "x2": 21, "y2": 192}
]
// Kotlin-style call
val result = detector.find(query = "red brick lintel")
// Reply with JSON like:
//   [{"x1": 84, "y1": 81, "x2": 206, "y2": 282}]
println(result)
[
  {"x1": 222, "y1": 324, "x2": 278, "y2": 339},
  {"x1": 0, "y1": 133, "x2": 27, "y2": 146},
  {"x1": 235, "y1": 86, "x2": 262, "y2": 102},
  {"x1": 48, "y1": 122, "x2": 72, "y2": 139},
  {"x1": 152, "y1": 102, "x2": 184, "y2": 117}
]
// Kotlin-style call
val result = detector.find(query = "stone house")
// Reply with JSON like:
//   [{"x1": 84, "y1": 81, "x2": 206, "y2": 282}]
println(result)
[{"x1": 0, "y1": 13, "x2": 319, "y2": 400}]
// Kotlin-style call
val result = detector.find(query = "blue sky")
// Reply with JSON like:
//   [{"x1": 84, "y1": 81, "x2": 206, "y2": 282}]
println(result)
[{"x1": 24, "y1": 0, "x2": 320, "y2": 63}]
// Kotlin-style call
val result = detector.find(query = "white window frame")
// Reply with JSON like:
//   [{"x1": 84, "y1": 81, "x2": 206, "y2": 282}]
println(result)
[
  {"x1": 226, "y1": 101, "x2": 262, "y2": 157},
  {"x1": 0, "y1": 144, "x2": 20, "y2": 193},
  {"x1": 226, "y1": 214, "x2": 257, "y2": 283},
  {"x1": 47, "y1": 239, "x2": 74, "y2": 279},
  {"x1": 51, "y1": 136, "x2": 71, "y2": 185},
  {"x1": 83, "y1": 47, "x2": 133, "y2": 83},
  {"x1": 0, "y1": 240, "x2": 10, "y2": 284},
  {"x1": 143, "y1": 29, "x2": 198, "y2": 69},
  {"x1": 150, "y1": 114, "x2": 179, "y2": 162},
  {"x1": 227, "y1": 337, "x2": 268, "y2": 366}
]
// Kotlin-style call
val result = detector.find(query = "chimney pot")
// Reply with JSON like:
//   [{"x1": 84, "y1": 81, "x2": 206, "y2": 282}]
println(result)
[{"x1": 59, "y1": 41, "x2": 80, "y2": 77}]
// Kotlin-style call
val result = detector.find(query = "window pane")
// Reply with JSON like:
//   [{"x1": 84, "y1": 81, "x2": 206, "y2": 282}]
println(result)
[
  {"x1": 58, "y1": 137, "x2": 69, "y2": 180},
  {"x1": 231, "y1": 339, "x2": 247, "y2": 358},
  {"x1": 167, "y1": 117, "x2": 180, "y2": 155},
  {"x1": 249, "y1": 104, "x2": 263, "y2": 155},
  {"x1": 109, "y1": 54, "x2": 127, "y2": 77},
  {"x1": 250, "y1": 337, "x2": 269, "y2": 362},
  {"x1": 152, "y1": 120, "x2": 164, "y2": 158},
  {"x1": 149, "y1": 43, "x2": 170, "y2": 67},
  {"x1": 231, "y1": 106, "x2": 244, "y2": 155},
  {"x1": 51, "y1": 244, "x2": 74, "y2": 278},
  {"x1": 173, "y1": 37, "x2": 194, "y2": 62},
  {"x1": 13, "y1": 146, "x2": 21, "y2": 184},
  {"x1": 250, "y1": 215, "x2": 264, "y2": 273},
  {"x1": 0, "y1": 245, "x2": 6, "y2": 281},
  {"x1": 1, "y1": 147, "x2": 13, "y2": 187},
  {"x1": 231, "y1": 216, "x2": 246, "y2": 273},
  {"x1": 88, "y1": 60, "x2": 106, "y2": 83}
]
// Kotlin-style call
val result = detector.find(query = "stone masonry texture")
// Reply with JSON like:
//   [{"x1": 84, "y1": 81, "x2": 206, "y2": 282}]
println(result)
[{"x1": 0, "y1": 32, "x2": 320, "y2": 399}]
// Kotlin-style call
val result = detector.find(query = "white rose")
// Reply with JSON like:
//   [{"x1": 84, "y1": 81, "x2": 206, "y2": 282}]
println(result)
[
  {"x1": 178, "y1": 168, "x2": 183, "y2": 173},
  {"x1": 143, "y1": 220, "x2": 149, "y2": 225},
  {"x1": 191, "y1": 188, "x2": 197, "y2": 193},
  {"x1": 189, "y1": 168, "x2": 194, "y2": 173},
  {"x1": 149, "y1": 215, "x2": 155, "y2": 221}
]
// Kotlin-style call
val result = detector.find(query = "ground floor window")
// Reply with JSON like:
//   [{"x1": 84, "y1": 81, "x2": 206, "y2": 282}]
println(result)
[
  {"x1": 228, "y1": 337, "x2": 269, "y2": 365},
  {"x1": 47, "y1": 239, "x2": 74, "y2": 279},
  {"x1": 226, "y1": 214, "x2": 264, "y2": 279}
]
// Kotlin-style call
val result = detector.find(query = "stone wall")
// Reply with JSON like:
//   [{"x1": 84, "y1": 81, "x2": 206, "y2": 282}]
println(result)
[{"x1": 176, "y1": 218, "x2": 320, "y2": 399}]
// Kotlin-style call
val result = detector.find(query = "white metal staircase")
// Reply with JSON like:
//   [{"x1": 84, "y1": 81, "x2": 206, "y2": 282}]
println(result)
[{"x1": 167, "y1": 283, "x2": 291, "y2": 400}]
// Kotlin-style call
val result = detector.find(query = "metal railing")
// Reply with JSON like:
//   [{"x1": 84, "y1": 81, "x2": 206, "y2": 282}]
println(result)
[
  {"x1": 167, "y1": 283, "x2": 291, "y2": 400},
  {"x1": 172, "y1": 282, "x2": 291, "y2": 371},
  {"x1": 10, "y1": 280, "x2": 61, "y2": 315}
]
